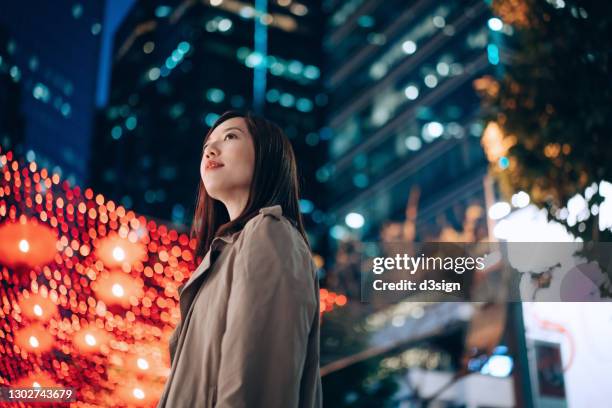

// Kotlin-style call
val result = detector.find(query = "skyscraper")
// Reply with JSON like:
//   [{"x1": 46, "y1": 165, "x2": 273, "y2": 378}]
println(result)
[
  {"x1": 320, "y1": 0, "x2": 505, "y2": 245},
  {"x1": 0, "y1": 0, "x2": 105, "y2": 186},
  {"x1": 0, "y1": 27, "x2": 25, "y2": 149},
  {"x1": 90, "y1": 0, "x2": 327, "y2": 248},
  {"x1": 318, "y1": 3, "x2": 513, "y2": 403}
]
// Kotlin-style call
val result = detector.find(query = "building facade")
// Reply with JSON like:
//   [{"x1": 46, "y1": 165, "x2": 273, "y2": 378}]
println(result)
[
  {"x1": 89, "y1": 0, "x2": 327, "y2": 249},
  {"x1": 320, "y1": 0, "x2": 508, "y2": 247},
  {"x1": 0, "y1": 0, "x2": 104, "y2": 186}
]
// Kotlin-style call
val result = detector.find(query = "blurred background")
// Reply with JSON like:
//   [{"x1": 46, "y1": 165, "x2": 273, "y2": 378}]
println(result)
[{"x1": 1, "y1": 0, "x2": 611, "y2": 406}]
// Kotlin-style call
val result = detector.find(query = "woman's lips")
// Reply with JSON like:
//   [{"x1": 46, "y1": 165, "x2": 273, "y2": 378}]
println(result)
[{"x1": 206, "y1": 161, "x2": 224, "y2": 170}]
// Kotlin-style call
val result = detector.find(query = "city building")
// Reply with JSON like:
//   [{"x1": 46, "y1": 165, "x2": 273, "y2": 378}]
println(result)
[
  {"x1": 0, "y1": 1, "x2": 105, "y2": 186},
  {"x1": 319, "y1": 0, "x2": 509, "y2": 247},
  {"x1": 318, "y1": 1, "x2": 515, "y2": 404},
  {"x1": 0, "y1": 27, "x2": 25, "y2": 150},
  {"x1": 89, "y1": 0, "x2": 327, "y2": 249}
]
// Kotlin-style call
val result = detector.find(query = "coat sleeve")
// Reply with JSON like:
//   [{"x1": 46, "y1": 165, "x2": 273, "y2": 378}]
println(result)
[{"x1": 215, "y1": 216, "x2": 318, "y2": 407}]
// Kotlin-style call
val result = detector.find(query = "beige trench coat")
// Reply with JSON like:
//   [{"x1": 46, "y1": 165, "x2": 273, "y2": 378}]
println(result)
[{"x1": 157, "y1": 205, "x2": 322, "y2": 408}]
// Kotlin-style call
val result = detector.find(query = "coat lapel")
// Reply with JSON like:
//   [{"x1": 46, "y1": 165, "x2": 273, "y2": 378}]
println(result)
[
  {"x1": 178, "y1": 247, "x2": 214, "y2": 324},
  {"x1": 177, "y1": 232, "x2": 238, "y2": 322}
]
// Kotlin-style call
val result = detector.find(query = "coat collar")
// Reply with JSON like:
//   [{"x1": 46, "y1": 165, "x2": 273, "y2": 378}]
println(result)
[
  {"x1": 258, "y1": 204, "x2": 283, "y2": 219},
  {"x1": 212, "y1": 205, "x2": 283, "y2": 244}
]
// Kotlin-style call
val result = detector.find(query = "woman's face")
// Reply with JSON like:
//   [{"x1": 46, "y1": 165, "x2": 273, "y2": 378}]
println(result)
[{"x1": 200, "y1": 117, "x2": 255, "y2": 203}]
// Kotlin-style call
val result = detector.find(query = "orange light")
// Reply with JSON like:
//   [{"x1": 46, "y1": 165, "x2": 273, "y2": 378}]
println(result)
[
  {"x1": 74, "y1": 326, "x2": 110, "y2": 353},
  {"x1": 19, "y1": 292, "x2": 58, "y2": 321},
  {"x1": 92, "y1": 271, "x2": 144, "y2": 307},
  {"x1": 115, "y1": 381, "x2": 162, "y2": 406},
  {"x1": 96, "y1": 233, "x2": 146, "y2": 269},
  {"x1": 0, "y1": 218, "x2": 57, "y2": 268},
  {"x1": 14, "y1": 324, "x2": 54, "y2": 353},
  {"x1": 13, "y1": 371, "x2": 60, "y2": 388}
]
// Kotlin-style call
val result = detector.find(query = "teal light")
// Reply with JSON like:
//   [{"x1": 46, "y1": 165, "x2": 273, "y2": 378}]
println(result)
[
  {"x1": 357, "y1": 15, "x2": 374, "y2": 28},
  {"x1": 111, "y1": 126, "x2": 122, "y2": 140},
  {"x1": 279, "y1": 93, "x2": 295, "y2": 107},
  {"x1": 177, "y1": 41, "x2": 191, "y2": 54},
  {"x1": 303, "y1": 65, "x2": 320, "y2": 80},
  {"x1": 266, "y1": 89, "x2": 280, "y2": 103},
  {"x1": 32, "y1": 83, "x2": 50, "y2": 102},
  {"x1": 125, "y1": 116, "x2": 138, "y2": 130},
  {"x1": 207, "y1": 88, "x2": 225, "y2": 103},
  {"x1": 330, "y1": 225, "x2": 348, "y2": 240},
  {"x1": 204, "y1": 113, "x2": 220, "y2": 127},
  {"x1": 487, "y1": 43, "x2": 500, "y2": 65},
  {"x1": 296, "y1": 98, "x2": 313, "y2": 112},
  {"x1": 155, "y1": 6, "x2": 172, "y2": 18},
  {"x1": 60, "y1": 103, "x2": 71, "y2": 117},
  {"x1": 245, "y1": 52, "x2": 264, "y2": 68},
  {"x1": 171, "y1": 50, "x2": 182, "y2": 62},
  {"x1": 498, "y1": 156, "x2": 509, "y2": 169},
  {"x1": 72, "y1": 4, "x2": 83, "y2": 19},
  {"x1": 165, "y1": 57, "x2": 177, "y2": 69},
  {"x1": 353, "y1": 173, "x2": 369, "y2": 188},
  {"x1": 299, "y1": 199, "x2": 314, "y2": 214},
  {"x1": 269, "y1": 62, "x2": 285, "y2": 76},
  {"x1": 91, "y1": 23, "x2": 102, "y2": 35},
  {"x1": 287, "y1": 60, "x2": 303, "y2": 75}
]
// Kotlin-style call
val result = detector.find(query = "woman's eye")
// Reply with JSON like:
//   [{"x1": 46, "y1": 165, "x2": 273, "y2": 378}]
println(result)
[{"x1": 224, "y1": 133, "x2": 236, "y2": 140}]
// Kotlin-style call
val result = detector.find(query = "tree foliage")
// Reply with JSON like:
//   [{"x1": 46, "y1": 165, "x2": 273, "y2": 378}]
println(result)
[{"x1": 479, "y1": 0, "x2": 612, "y2": 240}]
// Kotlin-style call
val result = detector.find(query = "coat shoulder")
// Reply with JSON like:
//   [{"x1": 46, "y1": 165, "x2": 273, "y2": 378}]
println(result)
[
  {"x1": 240, "y1": 205, "x2": 307, "y2": 254},
  {"x1": 243, "y1": 205, "x2": 293, "y2": 235}
]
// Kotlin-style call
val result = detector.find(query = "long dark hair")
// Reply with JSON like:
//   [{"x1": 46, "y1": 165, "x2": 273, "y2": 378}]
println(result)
[{"x1": 190, "y1": 110, "x2": 309, "y2": 260}]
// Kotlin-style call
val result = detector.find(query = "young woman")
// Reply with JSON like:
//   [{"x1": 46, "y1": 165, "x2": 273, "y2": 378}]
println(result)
[{"x1": 157, "y1": 111, "x2": 322, "y2": 407}]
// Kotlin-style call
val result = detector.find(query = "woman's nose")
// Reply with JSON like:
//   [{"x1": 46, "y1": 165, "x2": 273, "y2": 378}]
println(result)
[{"x1": 204, "y1": 144, "x2": 218, "y2": 158}]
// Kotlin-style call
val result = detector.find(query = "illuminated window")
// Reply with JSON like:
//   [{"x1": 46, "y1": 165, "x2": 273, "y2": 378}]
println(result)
[
  {"x1": 61, "y1": 103, "x2": 72, "y2": 118},
  {"x1": 357, "y1": 15, "x2": 374, "y2": 28},
  {"x1": 155, "y1": 5, "x2": 172, "y2": 18},
  {"x1": 111, "y1": 126, "x2": 122, "y2": 140},
  {"x1": 206, "y1": 88, "x2": 225, "y2": 103},
  {"x1": 204, "y1": 113, "x2": 220, "y2": 127},
  {"x1": 91, "y1": 23, "x2": 102, "y2": 35},
  {"x1": 72, "y1": 4, "x2": 83, "y2": 19},
  {"x1": 32, "y1": 83, "x2": 50, "y2": 103},
  {"x1": 143, "y1": 41, "x2": 155, "y2": 54},
  {"x1": 125, "y1": 116, "x2": 137, "y2": 130}
]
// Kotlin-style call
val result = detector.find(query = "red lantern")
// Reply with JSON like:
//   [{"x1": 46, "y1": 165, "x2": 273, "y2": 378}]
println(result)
[
  {"x1": 14, "y1": 323, "x2": 54, "y2": 354},
  {"x1": 0, "y1": 217, "x2": 57, "y2": 268},
  {"x1": 18, "y1": 291, "x2": 59, "y2": 322}
]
